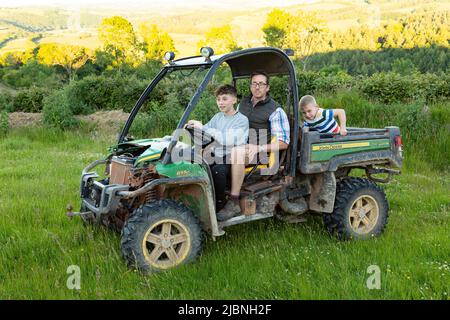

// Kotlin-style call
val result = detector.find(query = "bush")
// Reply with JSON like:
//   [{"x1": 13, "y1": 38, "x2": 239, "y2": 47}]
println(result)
[
  {"x1": 1, "y1": 60, "x2": 63, "y2": 89},
  {"x1": 128, "y1": 112, "x2": 153, "y2": 138},
  {"x1": 314, "y1": 72, "x2": 354, "y2": 94},
  {"x1": 10, "y1": 87, "x2": 52, "y2": 112},
  {"x1": 65, "y1": 74, "x2": 148, "y2": 113},
  {"x1": 359, "y1": 72, "x2": 450, "y2": 104},
  {"x1": 0, "y1": 110, "x2": 9, "y2": 136},
  {"x1": 42, "y1": 89, "x2": 79, "y2": 129},
  {"x1": 0, "y1": 93, "x2": 13, "y2": 112}
]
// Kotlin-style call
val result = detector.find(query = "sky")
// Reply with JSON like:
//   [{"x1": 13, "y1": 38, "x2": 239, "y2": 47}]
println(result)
[{"x1": 0, "y1": 0, "x2": 315, "y2": 10}]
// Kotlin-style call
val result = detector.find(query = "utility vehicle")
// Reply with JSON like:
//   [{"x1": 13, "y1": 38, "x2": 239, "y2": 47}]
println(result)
[{"x1": 67, "y1": 47, "x2": 403, "y2": 273}]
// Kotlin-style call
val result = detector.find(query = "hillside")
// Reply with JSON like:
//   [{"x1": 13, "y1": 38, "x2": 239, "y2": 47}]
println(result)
[{"x1": 1, "y1": 0, "x2": 449, "y2": 56}]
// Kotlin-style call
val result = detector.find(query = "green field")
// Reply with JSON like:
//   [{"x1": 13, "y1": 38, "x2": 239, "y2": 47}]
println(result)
[{"x1": 0, "y1": 126, "x2": 448, "y2": 299}]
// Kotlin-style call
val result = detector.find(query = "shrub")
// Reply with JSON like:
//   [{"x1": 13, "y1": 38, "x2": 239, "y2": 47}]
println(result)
[
  {"x1": 1, "y1": 60, "x2": 62, "y2": 89},
  {"x1": 359, "y1": 72, "x2": 450, "y2": 104},
  {"x1": 314, "y1": 72, "x2": 354, "y2": 94},
  {"x1": 42, "y1": 89, "x2": 79, "y2": 129},
  {"x1": 0, "y1": 93, "x2": 13, "y2": 112},
  {"x1": 10, "y1": 87, "x2": 52, "y2": 112},
  {"x1": 0, "y1": 110, "x2": 9, "y2": 136},
  {"x1": 65, "y1": 74, "x2": 147, "y2": 112},
  {"x1": 128, "y1": 112, "x2": 153, "y2": 138}
]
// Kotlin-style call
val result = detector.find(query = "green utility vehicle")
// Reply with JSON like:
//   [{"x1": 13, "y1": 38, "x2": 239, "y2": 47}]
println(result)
[{"x1": 68, "y1": 47, "x2": 403, "y2": 273}]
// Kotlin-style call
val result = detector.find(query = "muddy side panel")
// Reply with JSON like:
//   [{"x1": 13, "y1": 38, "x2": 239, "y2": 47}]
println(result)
[
  {"x1": 308, "y1": 171, "x2": 336, "y2": 213},
  {"x1": 299, "y1": 128, "x2": 402, "y2": 174}
]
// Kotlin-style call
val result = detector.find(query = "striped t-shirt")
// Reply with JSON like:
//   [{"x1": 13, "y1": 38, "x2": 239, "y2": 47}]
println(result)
[{"x1": 303, "y1": 109, "x2": 340, "y2": 133}]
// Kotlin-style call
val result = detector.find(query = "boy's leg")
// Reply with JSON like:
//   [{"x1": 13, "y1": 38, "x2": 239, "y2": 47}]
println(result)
[
  {"x1": 217, "y1": 145, "x2": 254, "y2": 221},
  {"x1": 210, "y1": 163, "x2": 230, "y2": 212}
]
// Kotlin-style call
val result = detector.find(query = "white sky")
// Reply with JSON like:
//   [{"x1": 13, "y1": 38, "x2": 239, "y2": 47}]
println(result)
[{"x1": 0, "y1": 0, "x2": 314, "y2": 9}]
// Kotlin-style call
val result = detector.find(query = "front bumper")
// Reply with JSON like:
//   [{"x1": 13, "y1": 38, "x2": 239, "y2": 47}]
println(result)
[{"x1": 80, "y1": 159, "x2": 129, "y2": 220}]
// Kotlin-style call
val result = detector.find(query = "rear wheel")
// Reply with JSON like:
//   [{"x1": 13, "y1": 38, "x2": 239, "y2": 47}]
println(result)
[
  {"x1": 121, "y1": 199, "x2": 203, "y2": 273},
  {"x1": 323, "y1": 177, "x2": 389, "y2": 240}
]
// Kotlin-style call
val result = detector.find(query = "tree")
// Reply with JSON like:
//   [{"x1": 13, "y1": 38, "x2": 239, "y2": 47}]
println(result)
[
  {"x1": 98, "y1": 16, "x2": 144, "y2": 67},
  {"x1": 262, "y1": 9, "x2": 326, "y2": 70},
  {"x1": 197, "y1": 25, "x2": 239, "y2": 54},
  {"x1": 37, "y1": 43, "x2": 91, "y2": 81},
  {"x1": 0, "y1": 50, "x2": 34, "y2": 67},
  {"x1": 262, "y1": 9, "x2": 291, "y2": 48},
  {"x1": 139, "y1": 24, "x2": 176, "y2": 61}
]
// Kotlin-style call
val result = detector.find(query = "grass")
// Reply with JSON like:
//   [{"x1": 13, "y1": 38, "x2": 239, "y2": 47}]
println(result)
[{"x1": 0, "y1": 126, "x2": 448, "y2": 299}]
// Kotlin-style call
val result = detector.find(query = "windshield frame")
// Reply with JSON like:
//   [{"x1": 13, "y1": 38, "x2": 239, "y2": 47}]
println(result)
[{"x1": 118, "y1": 47, "x2": 299, "y2": 177}]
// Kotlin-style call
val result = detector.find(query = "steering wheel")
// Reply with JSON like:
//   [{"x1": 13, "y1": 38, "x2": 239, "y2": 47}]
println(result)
[{"x1": 184, "y1": 125, "x2": 215, "y2": 148}]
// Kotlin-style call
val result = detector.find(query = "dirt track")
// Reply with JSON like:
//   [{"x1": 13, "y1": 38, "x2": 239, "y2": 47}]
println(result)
[{"x1": 8, "y1": 110, "x2": 130, "y2": 131}]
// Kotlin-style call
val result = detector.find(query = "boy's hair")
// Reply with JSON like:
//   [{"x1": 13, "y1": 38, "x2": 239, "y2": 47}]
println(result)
[
  {"x1": 215, "y1": 84, "x2": 237, "y2": 97},
  {"x1": 299, "y1": 95, "x2": 317, "y2": 109},
  {"x1": 250, "y1": 71, "x2": 270, "y2": 85}
]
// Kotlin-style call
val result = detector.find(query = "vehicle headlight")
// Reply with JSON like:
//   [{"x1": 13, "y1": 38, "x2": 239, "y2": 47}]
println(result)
[
  {"x1": 164, "y1": 51, "x2": 175, "y2": 62},
  {"x1": 200, "y1": 47, "x2": 214, "y2": 58}
]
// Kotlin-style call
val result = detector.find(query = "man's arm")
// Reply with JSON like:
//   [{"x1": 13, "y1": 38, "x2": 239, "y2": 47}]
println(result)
[
  {"x1": 333, "y1": 109, "x2": 347, "y2": 135},
  {"x1": 247, "y1": 107, "x2": 290, "y2": 159},
  {"x1": 265, "y1": 107, "x2": 290, "y2": 152}
]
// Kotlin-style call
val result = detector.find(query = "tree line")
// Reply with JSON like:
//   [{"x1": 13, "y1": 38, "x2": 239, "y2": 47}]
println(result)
[{"x1": 1, "y1": 9, "x2": 448, "y2": 77}]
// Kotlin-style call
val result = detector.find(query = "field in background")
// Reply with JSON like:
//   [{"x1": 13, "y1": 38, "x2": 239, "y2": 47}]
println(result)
[{"x1": 2, "y1": 0, "x2": 450, "y2": 56}]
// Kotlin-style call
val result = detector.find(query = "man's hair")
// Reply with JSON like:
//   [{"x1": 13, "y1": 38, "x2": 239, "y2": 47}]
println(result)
[
  {"x1": 250, "y1": 71, "x2": 270, "y2": 85},
  {"x1": 299, "y1": 95, "x2": 317, "y2": 109},
  {"x1": 215, "y1": 84, "x2": 237, "y2": 97}
]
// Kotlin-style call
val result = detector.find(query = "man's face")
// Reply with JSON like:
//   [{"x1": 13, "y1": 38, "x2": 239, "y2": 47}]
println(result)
[
  {"x1": 302, "y1": 103, "x2": 319, "y2": 120},
  {"x1": 216, "y1": 93, "x2": 237, "y2": 114},
  {"x1": 250, "y1": 74, "x2": 270, "y2": 100}
]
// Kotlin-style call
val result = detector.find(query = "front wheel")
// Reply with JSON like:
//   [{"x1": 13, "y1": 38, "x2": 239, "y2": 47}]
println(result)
[
  {"x1": 323, "y1": 177, "x2": 389, "y2": 240},
  {"x1": 120, "y1": 199, "x2": 203, "y2": 273}
]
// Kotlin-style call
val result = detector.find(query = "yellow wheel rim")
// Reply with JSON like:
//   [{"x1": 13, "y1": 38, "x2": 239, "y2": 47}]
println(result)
[
  {"x1": 348, "y1": 195, "x2": 379, "y2": 235},
  {"x1": 142, "y1": 219, "x2": 191, "y2": 269}
]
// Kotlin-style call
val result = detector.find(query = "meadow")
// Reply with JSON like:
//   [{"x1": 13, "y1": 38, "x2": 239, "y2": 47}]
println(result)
[
  {"x1": 0, "y1": 101, "x2": 448, "y2": 299},
  {"x1": 0, "y1": 0, "x2": 448, "y2": 300}
]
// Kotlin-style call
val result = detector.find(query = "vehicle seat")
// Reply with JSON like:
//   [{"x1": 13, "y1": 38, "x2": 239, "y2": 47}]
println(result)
[{"x1": 244, "y1": 137, "x2": 283, "y2": 175}]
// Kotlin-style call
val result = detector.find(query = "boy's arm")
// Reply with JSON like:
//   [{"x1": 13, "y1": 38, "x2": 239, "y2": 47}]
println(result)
[
  {"x1": 186, "y1": 119, "x2": 203, "y2": 128},
  {"x1": 302, "y1": 121, "x2": 310, "y2": 133},
  {"x1": 204, "y1": 116, "x2": 248, "y2": 146},
  {"x1": 333, "y1": 109, "x2": 347, "y2": 135}
]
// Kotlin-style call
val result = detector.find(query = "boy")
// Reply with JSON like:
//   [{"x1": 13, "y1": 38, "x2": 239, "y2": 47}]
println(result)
[
  {"x1": 300, "y1": 95, "x2": 347, "y2": 135},
  {"x1": 186, "y1": 85, "x2": 249, "y2": 212}
]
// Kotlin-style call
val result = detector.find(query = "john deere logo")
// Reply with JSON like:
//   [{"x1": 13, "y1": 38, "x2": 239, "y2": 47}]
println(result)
[
  {"x1": 312, "y1": 142, "x2": 370, "y2": 151},
  {"x1": 176, "y1": 170, "x2": 189, "y2": 176}
]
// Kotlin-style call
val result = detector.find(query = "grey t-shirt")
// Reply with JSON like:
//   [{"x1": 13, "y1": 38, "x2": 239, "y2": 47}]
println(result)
[{"x1": 203, "y1": 111, "x2": 249, "y2": 158}]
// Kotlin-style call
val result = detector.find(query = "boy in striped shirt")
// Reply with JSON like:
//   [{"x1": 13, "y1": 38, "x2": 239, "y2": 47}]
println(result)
[{"x1": 300, "y1": 95, "x2": 347, "y2": 135}]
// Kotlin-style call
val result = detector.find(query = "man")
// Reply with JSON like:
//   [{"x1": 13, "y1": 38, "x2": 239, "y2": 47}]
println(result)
[
  {"x1": 217, "y1": 71, "x2": 290, "y2": 221},
  {"x1": 186, "y1": 84, "x2": 249, "y2": 212}
]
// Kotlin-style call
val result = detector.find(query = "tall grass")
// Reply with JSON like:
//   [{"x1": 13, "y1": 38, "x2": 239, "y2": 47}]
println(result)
[{"x1": 0, "y1": 100, "x2": 448, "y2": 299}]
